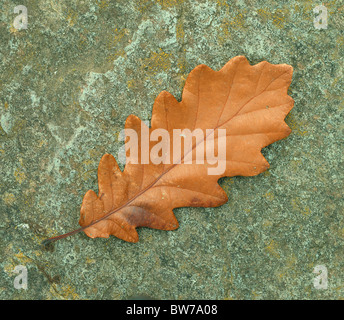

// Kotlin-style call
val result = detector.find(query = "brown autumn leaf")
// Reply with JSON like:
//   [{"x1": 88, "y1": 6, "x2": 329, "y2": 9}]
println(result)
[{"x1": 44, "y1": 56, "x2": 294, "y2": 244}]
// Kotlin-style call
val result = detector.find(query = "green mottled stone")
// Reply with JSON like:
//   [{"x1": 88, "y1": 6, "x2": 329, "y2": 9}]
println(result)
[{"x1": 0, "y1": 0, "x2": 343, "y2": 299}]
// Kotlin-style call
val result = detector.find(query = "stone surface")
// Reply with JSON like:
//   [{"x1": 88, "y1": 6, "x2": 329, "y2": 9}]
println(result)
[{"x1": 0, "y1": 0, "x2": 343, "y2": 299}]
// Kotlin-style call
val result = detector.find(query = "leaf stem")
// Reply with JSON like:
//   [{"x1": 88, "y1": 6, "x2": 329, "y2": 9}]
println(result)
[{"x1": 42, "y1": 227, "x2": 85, "y2": 245}]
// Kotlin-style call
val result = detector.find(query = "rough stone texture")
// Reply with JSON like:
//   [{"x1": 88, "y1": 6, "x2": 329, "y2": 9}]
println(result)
[{"x1": 0, "y1": 0, "x2": 343, "y2": 299}]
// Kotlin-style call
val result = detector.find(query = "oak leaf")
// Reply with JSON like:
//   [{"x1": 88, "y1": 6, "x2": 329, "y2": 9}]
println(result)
[{"x1": 44, "y1": 56, "x2": 294, "y2": 244}]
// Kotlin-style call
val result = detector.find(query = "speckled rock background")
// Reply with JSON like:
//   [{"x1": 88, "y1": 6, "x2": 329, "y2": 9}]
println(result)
[{"x1": 0, "y1": 0, "x2": 343, "y2": 300}]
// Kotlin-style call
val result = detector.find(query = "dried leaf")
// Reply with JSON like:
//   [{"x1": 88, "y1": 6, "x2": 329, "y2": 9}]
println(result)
[{"x1": 44, "y1": 56, "x2": 294, "y2": 244}]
